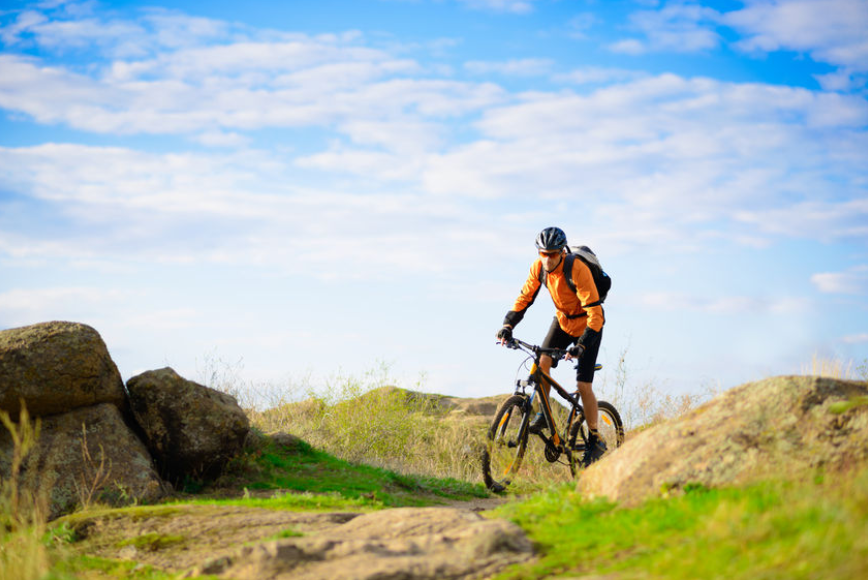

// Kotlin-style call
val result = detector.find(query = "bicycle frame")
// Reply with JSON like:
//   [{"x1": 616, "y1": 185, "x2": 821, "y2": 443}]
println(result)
[{"x1": 508, "y1": 339, "x2": 584, "y2": 454}]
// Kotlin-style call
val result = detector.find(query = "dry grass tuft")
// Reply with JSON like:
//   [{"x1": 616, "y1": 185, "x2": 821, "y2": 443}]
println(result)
[
  {"x1": 0, "y1": 403, "x2": 50, "y2": 580},
  {"x1": 802, "y1": 353, "x2": 858, "y2": 380}
]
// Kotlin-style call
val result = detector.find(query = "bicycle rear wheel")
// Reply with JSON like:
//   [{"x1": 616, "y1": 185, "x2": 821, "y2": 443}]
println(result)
[
  {"x1": 570, "y1": 400, "x2": 624, "y2": 456},
  {"x1": 481, "y1": 394, "x2": 530, "y2": 492}
]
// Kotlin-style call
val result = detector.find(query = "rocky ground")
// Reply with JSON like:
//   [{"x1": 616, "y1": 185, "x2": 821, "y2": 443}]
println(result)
[{"x1": 64, "y1": 496, "x2": 525, "y2": 580}]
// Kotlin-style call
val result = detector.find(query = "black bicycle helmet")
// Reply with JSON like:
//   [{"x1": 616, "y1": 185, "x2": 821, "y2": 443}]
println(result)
[{"x1": 535, "y1": 227, "x2": 567, "y2": 252}]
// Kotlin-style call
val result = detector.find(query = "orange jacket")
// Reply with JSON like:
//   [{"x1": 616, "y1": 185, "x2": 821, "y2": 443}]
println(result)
[{"x1": 506, "y1": 256, "x2": 604, "y2": 337}]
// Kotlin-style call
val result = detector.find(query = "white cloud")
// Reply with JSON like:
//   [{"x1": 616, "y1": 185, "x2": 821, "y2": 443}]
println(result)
[
  {"x1": 735, "y1": 198, "x2": 868, "y2": 243},
  {"x1": 424, "y1": 74, "x2": 868, "y2": 208},
  {"x1": 0, "y1": 287, "x2": 127, "y2": 327},
  {"x1": 193, "y1": 130, "x2": 252, "y2": 148},
  {"x1": 0, "y1": 8, "x2": 162, "y2": 59},
  {"x1": 0, "y1": 47, "x2": 503, "y2": 135},
  {"x1": 0, "y1": 4, "x2": 234, "y2": 58},
  {"x1": 608, "y1": 38, "x2": 647, "y2": 55},
  {"x1": 724, "y1": 0, "x2": 868, "y2": 72},
  {"x1": 554, "y1": 66, "x2": 646, "y2": 85},
  {"x1": 566, "y1": 13, "x2": 598, "y2": 40},
  {"x1": 811, "y1": 265, "x2": 868, "y2": 295},
  {"x1": 639, "y1": 292, "x2": 809, "y2": 314},
  {"x1": 611, "y1": 2, "x2": 721, "y2": 54},
  {"x1": 0, "y1": 143, "x2": 484, "y2": 279},
  {"x1": 842, "y1": 333, "x2": 868, "y2": 344},
  {"x1": 295, "y1": 147, "x2": 423, "y2": 181},
  {"x1": 337, "y1": 118, "x2": 445, "y2": 153},
  {"x1": 612, "y1": 0, "x2": 868, "y2": 90},
  {"x1": 464, "y1": 58, "x2": 554, "y2": 77},
  {"x1": 456, "y1": 0, "x2": 540, "y2": 14},
  {"x1": 140, "y1": 8, "x2": 230, "y2": 49},
  {"x1": 814, "y1": 69, "x2": 867, "y2": 93}
]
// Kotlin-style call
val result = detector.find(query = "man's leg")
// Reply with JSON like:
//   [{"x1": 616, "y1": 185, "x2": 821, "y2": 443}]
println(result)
[
  {"x1": 527, "y1": 354, "x2": 554, "y2": 434},
  {"x1": 580, "y1": 380, "x2": 606, "y2": 466},
  {"x1": 575, "y1": 328, "x2": 605, "y2": 465},
  {"x1": 530, "y1": 319, "x2": 574, "y2": 434},
  {"x1": 539, "y1": 354, "x2": 553, "y2": 400},
  {"x1": 538, "y1": 318, "x2": 571, "y2": 402},
  {"x1": 576, "y1": 381, "x2": 598, "y2": 430}
]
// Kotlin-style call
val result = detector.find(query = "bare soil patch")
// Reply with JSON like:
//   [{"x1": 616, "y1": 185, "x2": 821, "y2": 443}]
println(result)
[{"x1": 68, "y1": 504, "x2": 364, "y2": 573}]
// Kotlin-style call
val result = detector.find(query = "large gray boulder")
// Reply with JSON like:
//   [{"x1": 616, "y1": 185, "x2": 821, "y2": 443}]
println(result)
[
  {"x1": 579, "y1": 376, "x2": 868, "y2": 504},
  {"x1": 0, "y1": 321, "x2": 127, "y2": 417},
  {"x1": 126, "y1": 367, "x2": 250, "y2": 482},
  {"x1": 0, "y1": 403, "x2": 166, "y2": 519}
]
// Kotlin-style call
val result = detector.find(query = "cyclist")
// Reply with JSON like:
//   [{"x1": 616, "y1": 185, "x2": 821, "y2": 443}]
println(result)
[{"x1": 496, "y1": 226, "x2": 607, "y2": 466}]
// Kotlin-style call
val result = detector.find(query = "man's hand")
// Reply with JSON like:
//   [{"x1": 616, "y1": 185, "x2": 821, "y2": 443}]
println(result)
[
  {"x1": 565, "y1": 343, "x2": 584, "y2": 361},
  {"x1": 496, "y1": 325, "x2": 513, "y2": 345}
]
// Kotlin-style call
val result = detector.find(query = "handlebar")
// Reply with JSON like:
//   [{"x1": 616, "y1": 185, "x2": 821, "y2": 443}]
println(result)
[{"x1": 500, "y1": 337, "x2": 570, "y2": 361}]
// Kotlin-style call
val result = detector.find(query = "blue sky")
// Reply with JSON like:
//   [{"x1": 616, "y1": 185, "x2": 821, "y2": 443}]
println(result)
[{"x1": 1, "y1": 0, "x2": 867, "y2": 403}]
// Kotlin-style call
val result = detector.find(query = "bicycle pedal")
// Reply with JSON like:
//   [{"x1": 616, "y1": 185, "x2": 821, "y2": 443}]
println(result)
[{"x1": 507, "y1": 440, "x2": 517, "y2": 448}]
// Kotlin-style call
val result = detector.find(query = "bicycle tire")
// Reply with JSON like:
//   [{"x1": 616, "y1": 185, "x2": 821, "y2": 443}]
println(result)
[
  {"x1": 481, "y1": 394, "x2": 530, "y2": 492},
  {"x1": 569, "y1": 400, "x2": 625, "y2": 458}
]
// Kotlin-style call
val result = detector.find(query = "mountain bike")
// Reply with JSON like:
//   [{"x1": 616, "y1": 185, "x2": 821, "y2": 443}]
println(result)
[{"x1": 482, "y1": 337, "x2": 624, "y2": 492}]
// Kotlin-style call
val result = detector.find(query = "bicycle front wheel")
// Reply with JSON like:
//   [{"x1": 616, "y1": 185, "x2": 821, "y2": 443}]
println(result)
[{"x1": 481, "y1": 394, "x2": 530, "y2": 492}]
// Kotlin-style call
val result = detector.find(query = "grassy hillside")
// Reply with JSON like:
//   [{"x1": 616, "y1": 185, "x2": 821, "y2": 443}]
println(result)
[
  {"x1": 493, "y1": 469, "x2": 868, "y2": 579},
  {"x1": 194, "y1": 430, "x2": 488, "y2": 507},
  {"x1": 3, "y1": 363, "x2": 867, "y2": 579}
]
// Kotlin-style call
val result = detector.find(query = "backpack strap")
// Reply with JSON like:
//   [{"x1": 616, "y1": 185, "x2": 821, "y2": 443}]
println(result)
[
  {"x1": 563, "y1": 253, "x2": 577, "y2": 294},
  {"x1": 540, "y1": 253, "x2": 602, "y2": 309}
]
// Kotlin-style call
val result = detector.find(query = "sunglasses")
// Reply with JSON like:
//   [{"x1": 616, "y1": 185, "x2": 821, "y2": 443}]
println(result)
[{"x1": 539, "y1": 250, "x2": 561, "y2": 258}]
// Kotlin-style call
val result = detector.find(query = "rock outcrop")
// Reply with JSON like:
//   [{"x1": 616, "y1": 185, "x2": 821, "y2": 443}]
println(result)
[
  {"x1": 0, "y1": 321, "x2": 126, "y2": 417},
  {"x1": 0, "y1": 403, "x2": 167, "y2": 518},
  {"x1": 127, "y1": 367, "x2": 250, "y2": 482},
  {"x1": 579, "y1": 375, "x2": 868, "y2": 504},
  {"x1": 192, "y1": 507, "x2": 533, "y2": 580},
  {"x1": 1, "y1": 321, "x2": 250, "y2": 516}
]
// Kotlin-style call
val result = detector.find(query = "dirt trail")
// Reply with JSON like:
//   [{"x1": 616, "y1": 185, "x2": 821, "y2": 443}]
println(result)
[
  {"x1": 66, "y1": 494, "x2": 520, "y2": 577},
  {"x1": 439, "y1": 495, "x2": 510, "y2": 512},
  {"x1": 70, "y1": 504, "x2": 362, "y2": 572}
]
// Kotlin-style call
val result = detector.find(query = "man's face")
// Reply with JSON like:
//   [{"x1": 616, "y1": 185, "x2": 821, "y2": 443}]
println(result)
[{"x1": 539, "y1": 248, "x2": 564, "y2": 272}]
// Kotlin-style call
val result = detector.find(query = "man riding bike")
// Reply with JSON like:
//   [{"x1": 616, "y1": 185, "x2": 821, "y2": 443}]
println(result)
[{"x1": 496, "y1": 226, "x2": 607, "y2": 466}]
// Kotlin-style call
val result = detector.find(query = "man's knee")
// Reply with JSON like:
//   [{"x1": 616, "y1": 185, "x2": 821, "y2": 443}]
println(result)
[{"x1": 576, "y1": 381, "x2": 595, "y2": 397}]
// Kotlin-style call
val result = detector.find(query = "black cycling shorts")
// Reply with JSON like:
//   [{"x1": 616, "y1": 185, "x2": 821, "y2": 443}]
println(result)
[{"x1": 540, "y1": 317, "x2": 602, "y2": 383}]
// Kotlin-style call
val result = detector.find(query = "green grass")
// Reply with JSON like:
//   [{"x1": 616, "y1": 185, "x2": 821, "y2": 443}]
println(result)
[
  {"x1": 50, "y1": 555, "x2": 214, "y2": 580},
  {"x1": 193, "y1": 435, "x2": 488, "y2": 508},
  {"x1": 492, "y1": 469, "x2": 868, "y2": 580},
  {"x1": 182, "y1": 490, "x2": 380, "y2": 511},
  {"x1": 261, "y1": 528, "x2": 304, "y2": 541}
]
